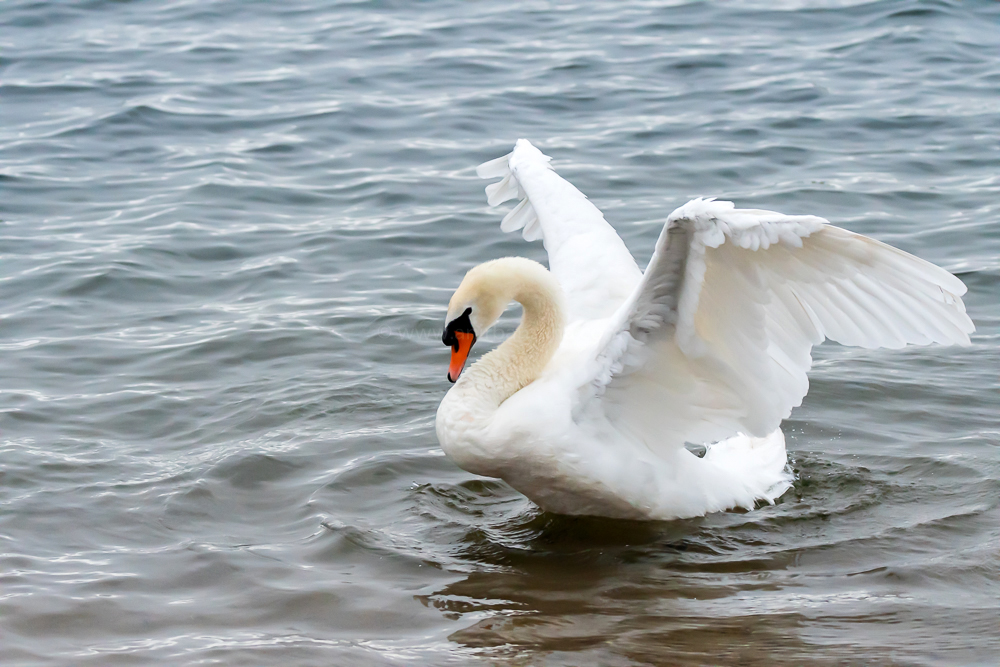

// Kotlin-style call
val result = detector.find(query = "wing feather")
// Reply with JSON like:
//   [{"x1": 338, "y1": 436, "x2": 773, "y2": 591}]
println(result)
[
  {"x1": 590, "y1": 198, "x2": 974, "y2": 450},
  {"x1": 478, "y1": 140, "x2": 642, "y2": 321}
]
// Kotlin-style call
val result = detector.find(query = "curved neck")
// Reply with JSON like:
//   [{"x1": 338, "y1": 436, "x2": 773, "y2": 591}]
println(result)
[{"x1": 459, "y1": 265, "x2": 565, "y2": 409}]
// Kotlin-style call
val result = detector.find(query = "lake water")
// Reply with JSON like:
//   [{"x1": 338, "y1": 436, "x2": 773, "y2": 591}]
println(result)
[{"x1": 2, "y1": 0, "x2": 999, "y2": 664}]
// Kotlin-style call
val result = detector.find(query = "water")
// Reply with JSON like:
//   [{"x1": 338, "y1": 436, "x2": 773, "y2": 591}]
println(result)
[{"x1": 2, "y1": 0, "x2": 998, "y2": 664}]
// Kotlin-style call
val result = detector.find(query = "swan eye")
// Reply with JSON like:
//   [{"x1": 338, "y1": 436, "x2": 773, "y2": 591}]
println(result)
[{"x1": 442, "y1": 307, "x2": 476, "y2": 351}]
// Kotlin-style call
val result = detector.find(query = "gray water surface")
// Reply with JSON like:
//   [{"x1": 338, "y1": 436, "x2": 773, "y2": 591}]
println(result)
[{"x1": 2, "y1": 1, "x2": 999, "y2": 665}]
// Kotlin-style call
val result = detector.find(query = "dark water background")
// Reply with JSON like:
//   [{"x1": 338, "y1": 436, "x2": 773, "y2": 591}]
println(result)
[{"x1": 2, "y1": 1, "x2": 999, "y2": 664}]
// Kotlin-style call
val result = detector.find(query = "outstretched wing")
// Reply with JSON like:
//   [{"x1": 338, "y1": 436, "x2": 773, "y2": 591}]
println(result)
[
  {"x1": 590, "y1": 198, "x2": 974, "y2": 450},
  {"x1": 478, "y1": 139, "x2": 642, "y2": 322}
]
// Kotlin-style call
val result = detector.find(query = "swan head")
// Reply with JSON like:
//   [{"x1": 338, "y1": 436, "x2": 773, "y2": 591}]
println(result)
[
  {"x1": 442, "y1": 261, "x2": 512, "y2": 382},
  {"x1": 442, "y1": 257, "x2": 557, "y2": 383}
]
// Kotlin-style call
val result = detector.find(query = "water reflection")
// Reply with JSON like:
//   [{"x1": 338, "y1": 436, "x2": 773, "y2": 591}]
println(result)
[
  {"x1": 415, "y1": 448, "x2": 999, "y2": 665},
  {"x1": 421, "y1": 510, "x2": 825, "y2": 665}
]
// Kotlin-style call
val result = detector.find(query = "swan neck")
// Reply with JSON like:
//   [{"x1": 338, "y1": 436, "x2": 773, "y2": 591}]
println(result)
[{"x1": 463, "y1": 272, "x2": 564, "y2": 408}]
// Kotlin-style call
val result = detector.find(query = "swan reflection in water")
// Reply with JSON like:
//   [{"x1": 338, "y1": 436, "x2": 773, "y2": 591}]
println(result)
[{"x1": 415, "y1": 465, "x2": 942, "y2": 666}]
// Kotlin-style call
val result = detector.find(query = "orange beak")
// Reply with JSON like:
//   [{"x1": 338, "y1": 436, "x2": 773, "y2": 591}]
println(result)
[{"x1": 448, "y1": 331, "x2": 475, "y2": 382}]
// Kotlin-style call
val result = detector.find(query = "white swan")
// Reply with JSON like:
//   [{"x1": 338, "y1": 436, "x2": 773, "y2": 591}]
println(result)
[{"x1": 435, "y1": 139, "x2": 974, "y2": 521}]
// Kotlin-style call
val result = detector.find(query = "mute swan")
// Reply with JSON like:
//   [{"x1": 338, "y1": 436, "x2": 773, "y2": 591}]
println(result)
[{"x1": 435, "y1": 139, "x2": 974, "y2": 520}]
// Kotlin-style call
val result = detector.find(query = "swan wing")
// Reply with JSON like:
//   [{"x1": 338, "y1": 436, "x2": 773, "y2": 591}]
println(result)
[
  {"x1": 478, "y1": 140, "x2": 642, "y2": 321},
  {"x1": 589, "y1": 198, "x2": 974, "y2": 450}
]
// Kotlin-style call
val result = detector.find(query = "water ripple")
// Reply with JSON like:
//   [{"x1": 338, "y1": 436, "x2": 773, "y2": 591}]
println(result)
[{"x1": 1, "y1": 0, "x2": 998, "y2": 664}]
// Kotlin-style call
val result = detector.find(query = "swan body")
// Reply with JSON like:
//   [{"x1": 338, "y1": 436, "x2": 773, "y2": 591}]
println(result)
[{"x1": 435, "y1": 139, "x2": 974, "y2": 521}]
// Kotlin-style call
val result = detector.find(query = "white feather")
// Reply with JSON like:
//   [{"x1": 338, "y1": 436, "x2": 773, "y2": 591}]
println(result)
[
  {"x1": 438, "y1": 141, "x2": 975, "y2": 521},
  {"x1": 592, "y1": 198, "x2": 973, "y2": 449},
  {"x1": 477, "y1": 139, "x2": 642, "y2": 321}
]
